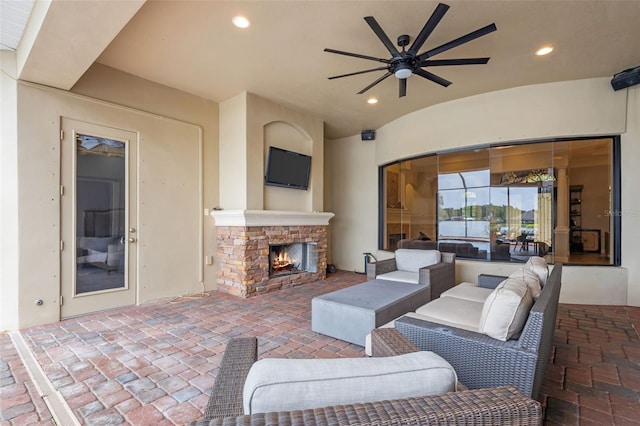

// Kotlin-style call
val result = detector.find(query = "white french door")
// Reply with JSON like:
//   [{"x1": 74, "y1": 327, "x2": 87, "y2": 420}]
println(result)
[{"x1": 60, "y1": 118, "x2": 137, "y2": 318}]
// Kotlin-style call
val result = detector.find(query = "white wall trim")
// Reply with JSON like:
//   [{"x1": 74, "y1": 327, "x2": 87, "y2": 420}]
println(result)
[{"x1": 211, "y1": 210, "x2": 334, "y2": 227}]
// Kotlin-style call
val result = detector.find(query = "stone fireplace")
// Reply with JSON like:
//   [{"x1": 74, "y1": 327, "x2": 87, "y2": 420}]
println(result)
[{"x1": 211, "y1": 210, "x2": 334, "y2": 297}]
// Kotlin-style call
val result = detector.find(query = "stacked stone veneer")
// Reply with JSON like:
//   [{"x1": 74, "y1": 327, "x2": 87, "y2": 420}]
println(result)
[{"x1": 216, "y1": 225, "x2": 328, "y2": 297}]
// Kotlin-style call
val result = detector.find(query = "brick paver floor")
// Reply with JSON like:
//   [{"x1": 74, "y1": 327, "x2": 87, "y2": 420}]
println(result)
[{"x1": 1, "y1": 270, "x2": 639, "y2": 425}]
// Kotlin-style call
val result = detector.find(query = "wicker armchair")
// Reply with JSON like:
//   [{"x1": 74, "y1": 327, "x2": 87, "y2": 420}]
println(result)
[
  {"x1": 189, "y1": 334, "x2": 542, "y2": 426},
  {"x1": 366, "y1": 250, "x2": 456, "y2": 299},
  {"x1": 395, "y1": 264, "x2": 562, "y2": 399}
]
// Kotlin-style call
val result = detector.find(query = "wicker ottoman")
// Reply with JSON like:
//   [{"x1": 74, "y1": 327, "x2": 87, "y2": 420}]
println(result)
[{"x1": 311, "y1": 279, "x2": 432, "y2": 346}]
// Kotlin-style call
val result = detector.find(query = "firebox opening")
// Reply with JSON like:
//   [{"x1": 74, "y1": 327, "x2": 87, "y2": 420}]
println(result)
[{"x1": 269, "y1": 243, "x2": 318, "y2": 277}]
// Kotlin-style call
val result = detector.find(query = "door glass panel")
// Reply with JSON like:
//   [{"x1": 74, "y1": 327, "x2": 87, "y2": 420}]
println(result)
[{"x1": 75, "y1": 135, "x2": 127, "y2": 294}]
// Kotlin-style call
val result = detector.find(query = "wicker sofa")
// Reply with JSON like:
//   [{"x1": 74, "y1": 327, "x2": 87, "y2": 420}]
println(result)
[
  {"x1": 189, "y1": 335, "x2": 542, "y2": 425},
  {"x1": 395, "y1": 263, "x2": 562, "y2": 399}
]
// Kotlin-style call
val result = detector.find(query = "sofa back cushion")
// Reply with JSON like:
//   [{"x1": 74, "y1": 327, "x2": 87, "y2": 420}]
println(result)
[
  {"x1": 395, "y1": 249, "x2": 441, "y2": 273},
  {"x1": 510, "y1": 266, "x2": 543, "y2": 299},
  {"x1": 243, "y1": 351, "x2": 457, "y2": 414},
  {"x1": 479, "y1": 275, "x2": 533, "y2": 341},
  {"x1": 525, "y1": 256, "x2": 549, "y2": 287}
]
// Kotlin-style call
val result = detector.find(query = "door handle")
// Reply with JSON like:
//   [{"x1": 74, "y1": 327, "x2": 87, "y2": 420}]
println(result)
[{"x1": 128, "y1": 237, "x2": 136, "y2": 243}]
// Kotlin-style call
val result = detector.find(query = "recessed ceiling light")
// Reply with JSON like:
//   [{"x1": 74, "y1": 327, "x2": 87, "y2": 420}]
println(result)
[
  {"x1": 536, "y1": 46, "x2": 553, "y2": 56},
  {"x1": 232, "y1": 16, "x2": 250, "y2": 28},
  {"x1": 367, "y1": 98, "x2": 378, "y2": 105}
]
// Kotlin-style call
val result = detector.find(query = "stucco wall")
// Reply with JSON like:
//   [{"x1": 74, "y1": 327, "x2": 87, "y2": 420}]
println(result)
[
  {"x1": 11, "y1": 81, "x2": 208, "y2": 329},
  {"x1": 219, "y1": 92, "x2": 324, "y2": 212},
  {"x1": 326, "y1": 77, "x2": 637, "y2": 306}
]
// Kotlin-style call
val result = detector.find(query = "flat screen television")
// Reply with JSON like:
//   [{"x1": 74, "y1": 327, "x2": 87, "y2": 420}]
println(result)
[{"x1": 265, "y1": 146, "x2": 311, "y2": 190}]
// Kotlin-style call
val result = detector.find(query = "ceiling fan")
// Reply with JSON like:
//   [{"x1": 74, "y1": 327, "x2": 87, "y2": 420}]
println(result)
[{"x1": 324, "y1": 3, "x2": 497, "y2": 97}]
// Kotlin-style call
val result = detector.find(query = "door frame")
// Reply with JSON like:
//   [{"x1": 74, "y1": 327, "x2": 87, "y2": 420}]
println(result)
[{"x1": 60, "y1": 118, "x2": 138, "y2": 318}]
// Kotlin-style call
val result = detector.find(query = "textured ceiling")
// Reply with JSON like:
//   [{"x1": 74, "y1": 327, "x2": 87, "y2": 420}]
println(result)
[{"x1": 11, "y1": 0, "x2": 640, "y2": 140}]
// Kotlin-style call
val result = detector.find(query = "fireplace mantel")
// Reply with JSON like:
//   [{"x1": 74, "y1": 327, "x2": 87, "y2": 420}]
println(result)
[{"x1": 210, "y1": 210, "x2": 334, "y2": 227}]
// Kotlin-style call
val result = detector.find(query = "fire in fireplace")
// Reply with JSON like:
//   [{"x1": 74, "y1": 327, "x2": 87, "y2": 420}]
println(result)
[{"x1": 269, "y1": 243, "x2": 318, "y2": 277}]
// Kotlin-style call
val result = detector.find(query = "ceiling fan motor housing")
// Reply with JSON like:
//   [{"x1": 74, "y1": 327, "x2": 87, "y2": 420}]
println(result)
[{"x1": 397, "y1": 34, "x2": 410, "y2": 47}]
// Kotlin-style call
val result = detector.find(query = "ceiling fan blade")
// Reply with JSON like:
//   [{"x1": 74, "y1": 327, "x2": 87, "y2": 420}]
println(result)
[
  {"x1": 421, "y1": 57, "x2": 490, "y2": 67},
  {"x1": 328, "y1": 66, "x2": 389, "y2": 80},
  {"x1": 357, "y1": 72, "x2": 393, "y2": 94},
  {"x1": 407, "y1": 3, "x2": 450, "y2": 56},
  {"x1": 415, "y1": 69, "x2": 452, "y2": 87},
  {"x1": 419, "y1": 23, "x2": 497, "y2": 60},
  {"x1": 364, "y1": 16, "x2": 401, "y2": 58},
  {"x1": 399, "y1": 78, "x2": 407, "y2": 97},
  {"x1": 324, "y1": 48, "x2": 390, "y2": 64}
]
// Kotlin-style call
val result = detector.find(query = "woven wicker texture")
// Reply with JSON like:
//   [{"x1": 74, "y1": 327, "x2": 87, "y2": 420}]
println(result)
[
  {"x1": 190, "y1": 330, "x2": 542, "y2": 425},
  {"x1": 370, "y1": 328, "x2": 419, "y2": 357},
  {"x1": 193, "y1": 386, "x2": 541, "y2": 425},
  {"x1": 203, "y1": 337, "x2": 258, "y2": 420},
  {"x1": 396, "y1": 264, "x2": 562, "y2": 398}
]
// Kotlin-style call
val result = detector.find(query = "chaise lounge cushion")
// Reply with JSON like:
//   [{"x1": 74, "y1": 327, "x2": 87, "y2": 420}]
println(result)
[
  {"x1": 376, "y1": 249, "x2": 441, "y2": 284},
  {"x1": 394, "y1": 249, "x2": 441, "y2": 272},
  {"x1": 242, "y1": 351, "x2": 457, "y2": 414},
  {"x1": 478, "y1": 275, "x2": 533, "y2": 341}
]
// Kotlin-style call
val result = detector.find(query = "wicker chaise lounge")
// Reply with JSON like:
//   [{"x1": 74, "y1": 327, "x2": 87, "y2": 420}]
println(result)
[{"x1": 189, "y1": 335, "x2": 542, "y2": 425}]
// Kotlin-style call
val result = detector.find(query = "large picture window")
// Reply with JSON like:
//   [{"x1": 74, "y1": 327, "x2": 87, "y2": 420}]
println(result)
[{"x1": 379, "y1": 138, "x2": 620, "y2": 266}]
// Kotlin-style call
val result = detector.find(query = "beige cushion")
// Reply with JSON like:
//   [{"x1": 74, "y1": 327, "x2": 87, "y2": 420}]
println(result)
[
  {"x1": 415, "y1": 297, "x2": 483, "y2": 332},
  {"x1": 509, "y1": 266, "x2": 542, "y2": 299},
  {"x1": 394, "y1": 249, "x2": 441, "y2": 273},
  {"x1": 242, "y1": 351, "x2": 457, "y2": 414},
  {"x1": 525, "y1": 256, "x2": 549, "y2": 286},
  {"x1": 440, "y1": 282, "x2": 494, "y2": 303},
  {"x1": 376, "y1": 270, "x2": 419, "y2": 284},
  {"x1": 478, "y1": 275, "x2": 533, "y2": 341}
]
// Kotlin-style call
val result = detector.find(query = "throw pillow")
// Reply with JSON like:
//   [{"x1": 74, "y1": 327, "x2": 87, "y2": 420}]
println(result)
[
  {"x1": 242, "y1": 351, "x2": 457, "y2": 414},
  {"x1": 510, "y1": 266, "x2": 542, "y2": 299},
  {"x1": 478, "y1": 275, "x2": 533, "y2": 341},
  {"x1": 525, "y1": 256, "x2": 549, "y2": 286}
]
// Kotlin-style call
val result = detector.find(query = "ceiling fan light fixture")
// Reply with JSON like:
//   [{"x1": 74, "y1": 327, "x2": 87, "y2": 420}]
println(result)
[
  {"x1": 367, "y1": 97, "x2": 378, "y2": 104},
  {"x1": 394, "y1": 68, "x2": 412, "y2": 79}
]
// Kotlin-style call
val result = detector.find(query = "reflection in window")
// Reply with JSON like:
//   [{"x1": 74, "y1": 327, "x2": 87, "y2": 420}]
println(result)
[{"x1": 380, "y1": 138, "x2": 618, "y2": 266}]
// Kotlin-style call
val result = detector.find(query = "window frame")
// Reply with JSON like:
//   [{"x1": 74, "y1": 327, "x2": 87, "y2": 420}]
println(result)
[{"x1": 378, "y1": 136, "x2": 621, "y2": 266}]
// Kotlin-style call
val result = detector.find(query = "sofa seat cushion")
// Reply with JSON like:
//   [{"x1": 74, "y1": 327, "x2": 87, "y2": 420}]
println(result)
[
  {"x1": 242, "y1": 351, "x2": 457, "y2": 414},
  {"x1": 394, "y1": 249, "x2": 441, "y2": 273},
  {"x1": 479, "y1": 275, "x2": 533, "y2": 341},
  {"x1": 440, "y1": 282, "x2": 494, "y2": 303},
  {"x1": 414, "y1": 297, "x2": 483, "y2": 332},
  {"x1": 376, "y1": 270, "x2": 419, "y2": 284}
]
